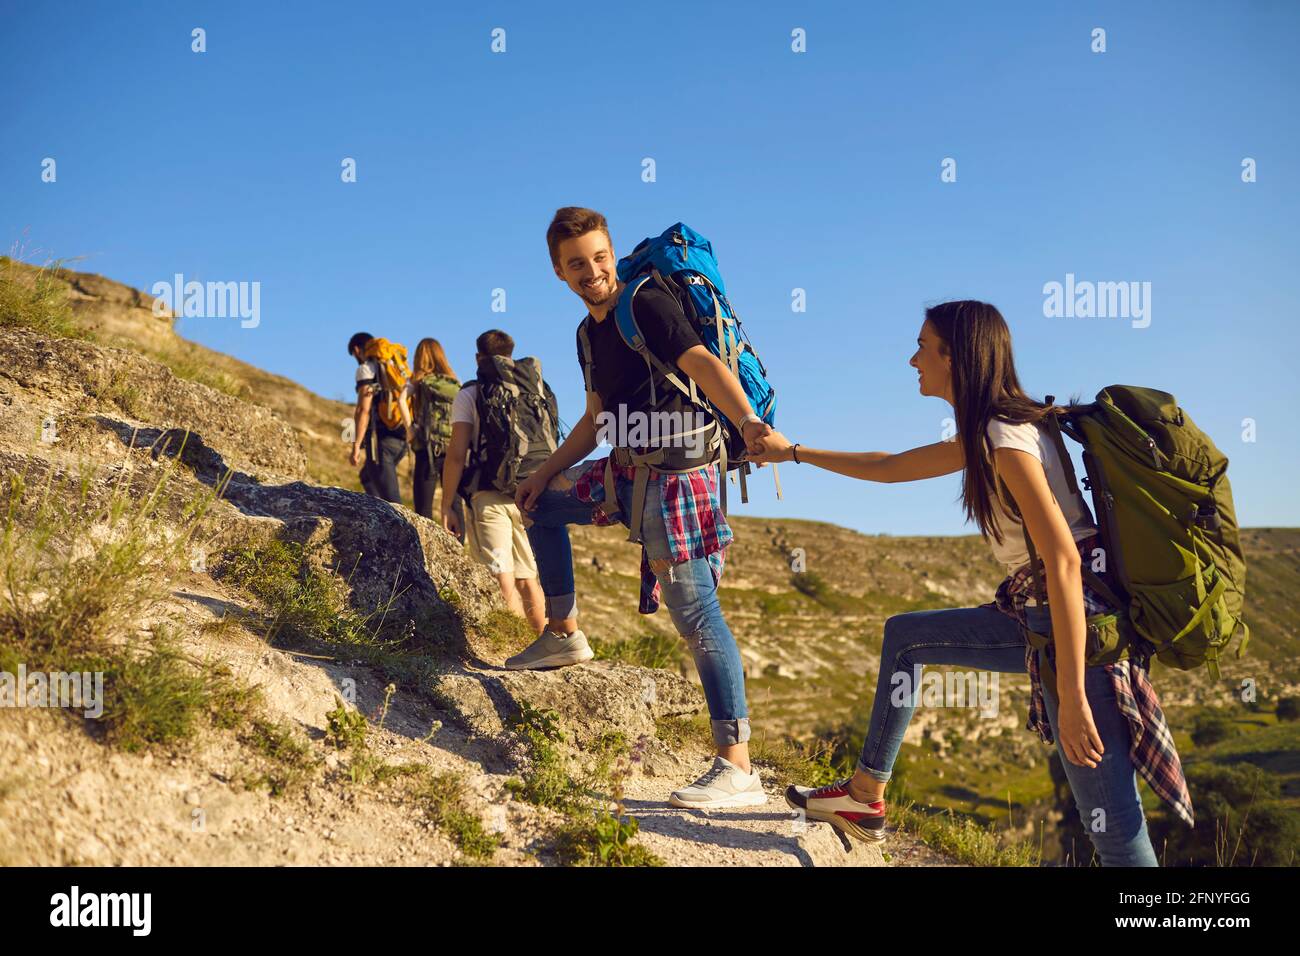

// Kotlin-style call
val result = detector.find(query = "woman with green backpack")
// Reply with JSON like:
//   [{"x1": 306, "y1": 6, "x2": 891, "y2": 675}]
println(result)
[
  {"x1": 751, "y1": 300, "x2": 1197, "y2": 866},
  {"x1": 406, "y1": 338, "x2": 465, "y2": 539}
]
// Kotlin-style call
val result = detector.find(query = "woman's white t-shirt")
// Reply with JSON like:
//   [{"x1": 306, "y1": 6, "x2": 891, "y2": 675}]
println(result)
[{"x1": 985, "y1": 417, "x2": 1097, "y2": 574}]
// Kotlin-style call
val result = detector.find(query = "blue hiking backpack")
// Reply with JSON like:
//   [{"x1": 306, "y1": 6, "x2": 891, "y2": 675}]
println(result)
[{"x1": 611, "y1": 223, "x2": 780, "y2": 506}]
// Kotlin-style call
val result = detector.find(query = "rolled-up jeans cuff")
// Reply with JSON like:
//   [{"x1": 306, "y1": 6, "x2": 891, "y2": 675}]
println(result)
[
  {"x1": 544, "y1": 593, "x2": 577, "y2": 621},
  {"x1": 856, "y1": 760, "x2": 891, "y2": 784},
  {"x1": 711, "y1": 717, "x2": 750, "y2": 747}
]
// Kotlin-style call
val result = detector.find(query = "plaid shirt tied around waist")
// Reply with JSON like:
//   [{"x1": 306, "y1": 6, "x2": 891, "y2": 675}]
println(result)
[
  {"x1": 983, "y1": 533, "x2": 1194, "y2": 828},
  {"x1": 571, "y1": 456, "x2": 730, "y2": 614}
]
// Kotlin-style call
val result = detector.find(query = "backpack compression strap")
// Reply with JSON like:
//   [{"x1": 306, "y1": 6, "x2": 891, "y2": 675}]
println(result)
[{"x1": 615, "y1": 272, "x2": 735, "y2": 520}]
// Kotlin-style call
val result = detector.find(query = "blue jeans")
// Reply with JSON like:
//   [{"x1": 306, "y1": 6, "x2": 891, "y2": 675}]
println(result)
[
  {"x1": 524, "y1": 463, "x2": 750, "y2": 748},
  {"x1": 857, "y1": 603, "x2": 1158, "y2": 867},
  {"x1": 361, "y1": 432, "x2": 406, "y2": 504}
]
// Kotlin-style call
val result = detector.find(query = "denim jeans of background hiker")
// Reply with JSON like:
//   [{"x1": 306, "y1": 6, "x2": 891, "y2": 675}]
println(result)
[
  {"x1": 361, "y1": 432, "x2": 406, "y2": 504},
  {"x1": 525, "y1": 463, "x2": 750, "y2": 748},
  {"x1": 413, "y1": 449, "x2": 465, "y2": 541},
  {"x1": 856, "y1": 602, "x2": 1158, "y2": 867}
]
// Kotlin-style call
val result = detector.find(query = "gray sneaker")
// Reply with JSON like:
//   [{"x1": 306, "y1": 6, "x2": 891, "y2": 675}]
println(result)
[
  {"x1": 669, "y1": 757, "x2": 768, "y2": 809},
  {"x1": 504, "y1": 628, "x2": 594, "y2": 670}
]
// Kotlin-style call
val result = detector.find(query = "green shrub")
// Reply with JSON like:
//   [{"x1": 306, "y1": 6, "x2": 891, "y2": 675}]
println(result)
[
  {"x1": 554, "y1": 810, "x2": 661, "y2": 867},
  {"x1": 219, "y1": 536, "x2": 401, "y2": 653},
  {"x1": 416, "y1": 772, "x2": 502, "y2": 863},
  {"x1": 240, "y1": 718, "x2": 318, "y2": 796},
  {"x1": 1191, "y1": 708, "x2": 1238, "y2": 748},
  {"x1": 1150, "y1": 762, "x2": 1299, "y2": 866},
  {"x1": 0, "y1": 465, "x2": 250, "y2": 752},
  {"x1": 324, "y1": 696, "x2": 368, "y2": 750}
]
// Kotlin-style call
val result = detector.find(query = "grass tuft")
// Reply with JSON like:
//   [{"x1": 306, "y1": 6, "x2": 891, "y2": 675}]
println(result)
[{"x1": 0, "y1": 255, "x2": 86, "y2": 339}]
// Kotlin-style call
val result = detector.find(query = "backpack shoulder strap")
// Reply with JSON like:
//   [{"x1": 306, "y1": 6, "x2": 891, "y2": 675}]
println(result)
[
  {"x1": 614, "y1": 273, "x2": 698, "y2": 408},
  {"x1": 577, "y1": 319, "x2": 595, "y2": 395},
  {"x1": 1042, "y1": 397, "x2": 1081, "y2": 496}
]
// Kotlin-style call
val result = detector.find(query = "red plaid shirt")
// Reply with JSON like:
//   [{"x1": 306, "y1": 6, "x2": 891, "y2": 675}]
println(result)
[
  {"x1": 985, "y1": 534, "x2": 1195, "y2": 828},
  {"x1": 571, "y1": 457, "x2": 731, "y2": 614}
]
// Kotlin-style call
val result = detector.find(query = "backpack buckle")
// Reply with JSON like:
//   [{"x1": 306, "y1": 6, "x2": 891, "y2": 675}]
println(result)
[{"x1": 1193, "y1": 500, "x2": 1221, "y2": 531}]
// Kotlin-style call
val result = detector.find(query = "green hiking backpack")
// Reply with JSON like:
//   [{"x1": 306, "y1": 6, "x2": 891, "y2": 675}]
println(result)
[
  {"x1": 1016, "y1": 386, "x2": 1249, "y2": 679},
  {"x1": 413, "y1": 373, "x2": 460, "y2": 464}
]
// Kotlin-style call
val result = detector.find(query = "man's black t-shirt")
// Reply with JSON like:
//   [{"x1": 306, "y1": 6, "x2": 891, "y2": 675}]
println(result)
[{"x1": 575, "y1": 283, "x2": 703, "y2": 416}]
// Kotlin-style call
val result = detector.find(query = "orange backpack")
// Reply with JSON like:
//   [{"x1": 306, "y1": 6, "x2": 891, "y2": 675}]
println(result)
[{"x1": 362, "y1": 338, "x2": 412, "y2": 432}]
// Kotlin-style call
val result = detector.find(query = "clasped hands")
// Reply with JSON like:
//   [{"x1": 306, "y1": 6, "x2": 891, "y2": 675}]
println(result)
[{"x1": 744, "y1": 420, "x2": 794, "y2": 464}]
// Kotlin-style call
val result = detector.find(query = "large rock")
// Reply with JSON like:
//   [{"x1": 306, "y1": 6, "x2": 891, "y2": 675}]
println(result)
[{"x1": 432, "y1": 659, "x2": 704, "y2": 750}]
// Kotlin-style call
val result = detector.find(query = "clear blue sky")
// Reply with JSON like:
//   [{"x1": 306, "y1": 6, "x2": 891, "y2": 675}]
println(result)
[{"x1": 4, "y1": 1, "x2": 1297, "y2": 535}]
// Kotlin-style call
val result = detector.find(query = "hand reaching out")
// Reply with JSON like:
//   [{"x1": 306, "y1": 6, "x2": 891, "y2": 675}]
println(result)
[
  {"x1": 741, "y1": 418, "x2": 774, "y2": 467},
  {"x1": 748, "y1": 430, "x2": 794, "y2": 464}
]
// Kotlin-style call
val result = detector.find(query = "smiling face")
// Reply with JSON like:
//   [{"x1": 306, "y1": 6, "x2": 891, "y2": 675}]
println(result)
[
  {"x1": 910, "y1": 319, "x2": 953, "y2": 402},
  {"x1": 553, "y1": 230, "x2": 618, "y2": 309}
]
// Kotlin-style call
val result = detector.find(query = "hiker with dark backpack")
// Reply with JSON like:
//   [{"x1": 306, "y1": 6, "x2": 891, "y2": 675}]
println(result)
[
  {"x1": 440, "y1": 329, "x2": 555, "y2": 633},
  {"x1": 404, "y1": 337, "x2": 465, "y2": 538},
  {"x1": 751, "y1": 300, "x2": 1248, "y2": 865},
  {"x1": 348, "y1": 331, "x2": 413, "y2": 505},
  {"x1": 512, "y1": 208, "x2": 777, "y2": 810}
]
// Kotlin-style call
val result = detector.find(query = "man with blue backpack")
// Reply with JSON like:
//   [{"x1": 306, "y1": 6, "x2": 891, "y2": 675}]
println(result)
[{"x1": 513, "y1": 207, "x2": 777, "y2": 809}]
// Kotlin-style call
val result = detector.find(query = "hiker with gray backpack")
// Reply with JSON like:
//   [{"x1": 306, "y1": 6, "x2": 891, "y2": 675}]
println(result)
[
  {"x1": 440, "y1": 329, "x2": 557, "y2": 633},
  {"x1": 404, "y1": 337, "x2": 465, "y2": 538},
  {"x1": 750, "y1": 300, "x2": 1248, "y2": 865},
  {"x1": 512, "y1": 209, "x2": 778, "y2": 810}
]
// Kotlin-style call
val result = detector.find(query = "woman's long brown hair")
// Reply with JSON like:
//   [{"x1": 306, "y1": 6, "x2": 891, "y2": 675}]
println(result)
[
  {"x1": 411, "y1": 338, "x2": 457, "y2": 419},
  {"x1": 924, "y1": 301, "x2": 1055, "y2": 545}
]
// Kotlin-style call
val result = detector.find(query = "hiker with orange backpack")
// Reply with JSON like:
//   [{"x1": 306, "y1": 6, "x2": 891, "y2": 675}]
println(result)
[
  {"x1": 347, "y1": 331, "x2": 413, "y2": 505},
  {"x1": 512, "y1": 210, "x2": 778, "y2": 809},
  {"x1": 750, "y1": 300, "x2": 1247, "y2": 865}
]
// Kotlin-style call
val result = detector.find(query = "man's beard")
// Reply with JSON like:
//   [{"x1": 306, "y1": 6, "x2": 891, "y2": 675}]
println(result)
[{"x1": 579, "y1": 277, "x2": 615, "y2": 307}]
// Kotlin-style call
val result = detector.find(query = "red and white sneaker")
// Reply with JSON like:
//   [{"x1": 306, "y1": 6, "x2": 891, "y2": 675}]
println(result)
[{"x1": 785, "y1": 778, "x2": 887, "y2": 844}]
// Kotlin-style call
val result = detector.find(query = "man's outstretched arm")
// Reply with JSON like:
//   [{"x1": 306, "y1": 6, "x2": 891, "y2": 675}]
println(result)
[{"x1": 676, "y1": 345, "x2": 770, "y2": 447}]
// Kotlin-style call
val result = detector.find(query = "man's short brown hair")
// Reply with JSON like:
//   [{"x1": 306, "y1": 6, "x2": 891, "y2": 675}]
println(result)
[
  {"x1": 476, "y1": 329, "x2": 514, "y2": 358},
  {"x1": 546, "y1": 207, "x2": 611, "y2": 267}
]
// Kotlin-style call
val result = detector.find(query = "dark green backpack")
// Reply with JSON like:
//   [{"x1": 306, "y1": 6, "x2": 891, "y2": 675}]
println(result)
[
  {"x1": 460, "y1": 356, "x2": 559, "y2": 498},
  {"x1": 414, "y1": 373, "x2": 460, "y2": 463},
  {"x1": 1018, "y1": 386, "x2": 1249, "y2": 679}
]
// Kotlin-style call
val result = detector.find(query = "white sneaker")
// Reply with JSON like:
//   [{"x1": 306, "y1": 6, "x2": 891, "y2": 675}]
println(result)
[
  {"x1": 504, "y1": 628, "x2": 594, "y2": 670},
  {"x1": 669, "y1": 757, "x2": 767, "y2": 809}
]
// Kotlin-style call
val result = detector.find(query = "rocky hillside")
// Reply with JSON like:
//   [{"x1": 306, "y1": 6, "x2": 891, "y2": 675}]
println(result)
[
  {"x1": 14, "y1": 258, "x2": 365, "y2": 493},
  {"x1": 1, "y1": 258, "x2": 952, "y2": 867}
]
